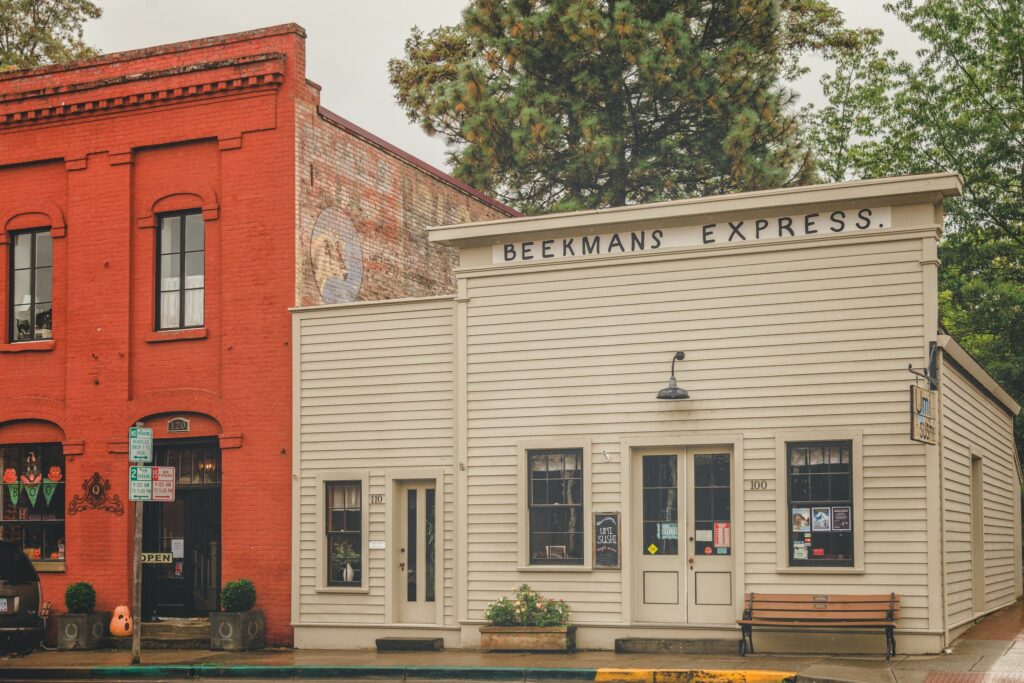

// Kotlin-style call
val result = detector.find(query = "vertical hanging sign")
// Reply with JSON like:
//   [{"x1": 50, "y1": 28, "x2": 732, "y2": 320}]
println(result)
[{"x1": 909, "y1": 385, "x2": 937, "y2": 444}]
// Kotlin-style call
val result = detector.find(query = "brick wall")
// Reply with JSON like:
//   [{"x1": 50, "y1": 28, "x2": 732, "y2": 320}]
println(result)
[{"x1": 294, "y1": 91, "x2": 514, "y2": 307}]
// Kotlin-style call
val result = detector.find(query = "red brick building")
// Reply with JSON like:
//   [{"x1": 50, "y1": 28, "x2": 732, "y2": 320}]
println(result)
[{"x1": 0, "y1": 24, "x2": 513, "y2": 645}]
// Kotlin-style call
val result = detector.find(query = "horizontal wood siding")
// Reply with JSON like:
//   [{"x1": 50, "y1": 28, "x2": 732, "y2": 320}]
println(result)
[
  {"x1": 464, "y1": 236, "x2": 932, "y2": 628},
  {"x1": 296, "y1": 299, "x2": 456, "y2": 625},
  {"x1": 941, "y1": 360, "x2": 1019, "y2": 626}
]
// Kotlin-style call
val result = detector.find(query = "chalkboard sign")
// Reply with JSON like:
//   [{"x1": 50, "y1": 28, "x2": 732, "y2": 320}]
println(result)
[{"x1": 593, "y1": 512, "x2": 620, "y2": 569}]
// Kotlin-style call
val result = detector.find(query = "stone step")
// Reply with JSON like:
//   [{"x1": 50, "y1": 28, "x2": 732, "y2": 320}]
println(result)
[
  {"x1": 108, "y1": 619, "x2": 211, "y2": 649},
  {"x1": 614, "y1": 637, "x2": 738, "y2": 655},
  {"x1": 376, "y1": 636, "x2": 444, "y2": 652}
]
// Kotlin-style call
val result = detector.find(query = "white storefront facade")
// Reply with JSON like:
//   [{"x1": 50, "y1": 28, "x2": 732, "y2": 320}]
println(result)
[{"x1": 291, "y1": 173, "x2": 1022, "y2": 654}]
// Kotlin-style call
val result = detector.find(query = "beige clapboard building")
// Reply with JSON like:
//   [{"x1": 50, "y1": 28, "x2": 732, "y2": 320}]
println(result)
[{"x1": 290, "y1": 173, "x2": 1022, "y2": 654}]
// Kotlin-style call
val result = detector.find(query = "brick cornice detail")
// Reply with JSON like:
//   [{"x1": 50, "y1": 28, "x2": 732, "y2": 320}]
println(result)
[{"x1": 0, "y1": 53, "x2": 285, "y2": 128}]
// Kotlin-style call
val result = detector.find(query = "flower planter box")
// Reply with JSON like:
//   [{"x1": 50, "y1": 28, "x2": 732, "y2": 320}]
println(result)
[
  {"x1": 480, "y1": 625, "x2": 576, "y2": 652},
  {"x1": 56, "y1": 612, "x2": 110, "y2": 650},
  {"x1": 209, "y1": 608, "x2": 265, "y2": 651}
]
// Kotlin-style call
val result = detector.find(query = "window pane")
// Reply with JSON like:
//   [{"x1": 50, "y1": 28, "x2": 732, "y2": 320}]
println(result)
[
  {"x1": 184, "y1": 289, "x2": 204, "y2": 327},
  {"x1": 425, "y1": 488, "x2": 435, "y2": 603},
  {"x1": 160, "y1": 291, "x2": 180, "y2": 329},
  {"x1": 12, "y1": 270, "x2": 31, "y2": 306},
  {"x1": 34, "y1": 267, "x2": 52, "y2": 304},
  {"x1": 642, "y1": 455, "x2": 677, "y2": 556},
  {"x1": 34, "y1": 232, "x2": 52, "y2": 267},
  {"x1": 0, "y1": 443, "x2": 65, "y2": 563},
  {"x1": 12, "y1": 305, "x2": 32, "y2": 341},
  {"x1": 33, "y1": 304, "x2": 52, "y2": 339},
  {"x1": 184, "y1": 252, "x2": 204, "y2": 288},
  {"x1": 694, "y1": 455, "x2": 711, "y2": 487},
  {"x1": 527, "y1": 449, "x2": 584, "y2": 565},
  {"x1": 12, "y1": 232, "x2": 31, "y2": 268},
  {"x1": 787, "y1": 441, "x2": 853, "y2": 567},
  {"x1": 160, "y1": 255, "x2": 180, "y2": 291},
  {"x1": 184, "y1": 214, "x2": 204, "y2": 252},
  {"x1": 160, "y1": 219, "x2": 181, "y2": 254}
]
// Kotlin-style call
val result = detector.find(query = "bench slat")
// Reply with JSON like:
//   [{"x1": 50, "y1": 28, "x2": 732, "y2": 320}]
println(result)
[
  {"x1": 744, "y1": 593, "x2": 899, "y2": 604},
  {"x1": 738, "y1": 619, "x2": 895, "y2": 627},
  {"x1": 749, "y1": 609, "x2": 894, "y2": 620}
]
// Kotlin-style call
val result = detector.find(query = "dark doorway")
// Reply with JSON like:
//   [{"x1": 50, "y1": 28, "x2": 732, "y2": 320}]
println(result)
[{"x1": 142, "y1": 439, "x2": 221, "y2": 619}]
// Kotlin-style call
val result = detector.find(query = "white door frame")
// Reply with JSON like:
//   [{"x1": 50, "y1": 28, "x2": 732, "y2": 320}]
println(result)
[
  {"x1": 384, "y1": 468, "x2": 446, "y2": 625},
  {"x1": 620, "y1": 434, "x2": 745, "y2": 626}
]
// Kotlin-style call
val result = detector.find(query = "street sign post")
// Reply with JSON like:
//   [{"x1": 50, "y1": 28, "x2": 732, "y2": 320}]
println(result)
[
  {"x1": 128, "y1": 424, "x2": 169, "y2": 666},
  {"x1": 129, "y1": 466, "x2": 176, "y2": 502},
  {"x1": 129, "y1": 427, "x2": 153, "y2": 463}
]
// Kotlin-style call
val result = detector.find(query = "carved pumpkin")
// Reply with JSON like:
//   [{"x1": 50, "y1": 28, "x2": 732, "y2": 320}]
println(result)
[
  {"x1": 47, "y1": 466, "x2": 62, "y2": 482},
  {"x1": 2, "y1": 468, "x2": 15, "y2": 484},
  {"x1": 110, "y1": 605, "x2": 133, "y2": 637}
]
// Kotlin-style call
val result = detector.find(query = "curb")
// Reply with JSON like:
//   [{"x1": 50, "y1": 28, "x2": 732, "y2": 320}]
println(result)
[{"x1": 0, "y1": 665, "x2": 798, "y2": 682}]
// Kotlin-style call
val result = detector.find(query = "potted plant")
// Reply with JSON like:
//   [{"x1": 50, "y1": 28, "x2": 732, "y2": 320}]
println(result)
[
  {"x1": 331, "y1": 541, "x2": 360, "y2": 583},
  {"x1": 57, "y1": 582, "x2": 110, "y2": 650},
  {"x1": 209, "y1": 578, "x2": 265, "y2": 651},
  {"x1": 480, "y1": 584, "x2": 574, "y2": 652}
]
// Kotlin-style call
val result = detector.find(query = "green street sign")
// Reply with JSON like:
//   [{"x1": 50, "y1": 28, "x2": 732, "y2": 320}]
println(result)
[{"x1": 129, "y1": 427, "x2": 153, "y2": 463}]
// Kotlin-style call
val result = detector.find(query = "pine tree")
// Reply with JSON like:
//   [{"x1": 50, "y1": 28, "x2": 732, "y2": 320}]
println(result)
[{"x1": 389, "y1": 0, "x2": 855, "y2": 213}]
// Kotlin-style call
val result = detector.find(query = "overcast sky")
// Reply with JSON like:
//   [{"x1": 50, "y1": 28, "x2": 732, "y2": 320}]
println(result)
[{"x1": 84, "y1": 1, "x2": 923, "y2": 172}]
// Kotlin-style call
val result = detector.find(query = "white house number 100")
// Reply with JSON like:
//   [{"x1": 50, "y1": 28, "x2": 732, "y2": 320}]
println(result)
[{"x1": 748, "y1": 480, "x2": 769, "y2": 490}]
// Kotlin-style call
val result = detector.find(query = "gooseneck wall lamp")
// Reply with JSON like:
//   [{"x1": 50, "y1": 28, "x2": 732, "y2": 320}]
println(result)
[{"x1": 656, "y1": 351, "x2": 690, "y2": 400}]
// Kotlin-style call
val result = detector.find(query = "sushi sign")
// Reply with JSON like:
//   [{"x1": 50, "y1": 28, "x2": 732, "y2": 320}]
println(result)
[{"x1": 910, "y1": 385, "x2": 937, "y2": 444}]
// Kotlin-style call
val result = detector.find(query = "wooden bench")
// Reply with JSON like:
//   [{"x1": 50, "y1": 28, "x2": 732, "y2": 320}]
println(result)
[{"x1": 737, "y1": 592, "x2": 900, "y2": 658}]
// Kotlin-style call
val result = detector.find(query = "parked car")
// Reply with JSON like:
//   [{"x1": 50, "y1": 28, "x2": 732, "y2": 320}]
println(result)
[{"x1": 0, "y1": 540, "x2": 44, "y2": 654}]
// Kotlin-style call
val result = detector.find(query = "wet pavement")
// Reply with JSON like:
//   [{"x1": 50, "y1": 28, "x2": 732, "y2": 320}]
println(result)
[{"x1": 1, "y1": 600, "x2": 1021, "y2": 682}]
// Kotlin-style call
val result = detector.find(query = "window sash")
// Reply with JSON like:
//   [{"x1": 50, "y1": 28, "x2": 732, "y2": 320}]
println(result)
[
  {"x1": 156, "y1": 212, "x2": 204, "y2": 330},
  {"x1": 527, "y1": 449, "x2": 584, "y2": 565},
  {"x1": 9, "y1": 229, "x2": 53, "y2": 342},
  {"x1": 325, "y1": 481, "x2": 362, "y2": 586},
  {"x1": 0, "y1": 443, "x2": 65, "y2": 562},
  {"x1": 786, "y1": 441, "x2": 854, "y2": 567}
]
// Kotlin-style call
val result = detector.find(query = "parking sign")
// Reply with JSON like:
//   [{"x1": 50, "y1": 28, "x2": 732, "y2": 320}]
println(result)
[
  {"x1": 129, "y1": 466, "x2": 175, "y2": 502},
  {"x1": 129, "y1": 427, "x2": 153, "y2": 463}
]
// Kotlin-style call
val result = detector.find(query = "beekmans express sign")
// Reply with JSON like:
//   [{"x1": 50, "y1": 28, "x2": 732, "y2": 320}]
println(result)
[{"x1": 495, "y1": 206, "x2": 892, "y2": 264}]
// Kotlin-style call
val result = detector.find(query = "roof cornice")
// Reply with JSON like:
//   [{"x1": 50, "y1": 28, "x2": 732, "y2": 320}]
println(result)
[{"x1": 428, "y1": 173, "x2": 963, "y2": 245}]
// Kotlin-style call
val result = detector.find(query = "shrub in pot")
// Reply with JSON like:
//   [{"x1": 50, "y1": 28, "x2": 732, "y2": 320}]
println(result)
[
  {"x1": 480, "y1": 584, "x2": 574, "y2": 652},
  {"x1": 57, "y1": 582, "x2": 110, "y2": 650},
  {"x1": 209, "y1": 578, "x2": 264, "y2": 651}
]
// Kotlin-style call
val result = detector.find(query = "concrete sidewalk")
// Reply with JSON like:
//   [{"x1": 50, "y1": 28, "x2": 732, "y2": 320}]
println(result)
[{"x1": 1, "y1": 602, "x2": 1021, "y2": 682}]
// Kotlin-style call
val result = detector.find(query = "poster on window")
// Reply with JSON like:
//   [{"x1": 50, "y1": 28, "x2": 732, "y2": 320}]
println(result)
[
  {"x1": 811, "y1": 507, "x2": 832, "y2": 531},
  {"x1": 713, "y1": 521, "x2": 731, "y2": 548},
  {"x1": 791, "y1": 507, "x2": 810, "y2": 532},
  {"x1": 832, "y1": 506, "x2": 851, "y2": 531}
]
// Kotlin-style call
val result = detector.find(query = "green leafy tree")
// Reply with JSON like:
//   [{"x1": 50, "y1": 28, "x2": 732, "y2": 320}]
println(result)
[
  {"x1": 389, "y1": 0, "x2": 856, "y2": 213},
  {"x1": 809, "y1": 0, "x2": 1024, "y2": 451},
  {"x1": 0, "y1": 0, "x2": 102, "y2": 70}
]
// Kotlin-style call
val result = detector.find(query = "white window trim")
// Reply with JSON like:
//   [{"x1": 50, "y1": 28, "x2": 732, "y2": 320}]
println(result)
[
  {"x1": 774, "y1": 429, "x2": 865, "y2": 574},
  {"x1": 517, "y1": 437, "x2": 593, "y2": 571},
  {"x1": 314, "y1": 469, "x2": 371, "y2": 593}
]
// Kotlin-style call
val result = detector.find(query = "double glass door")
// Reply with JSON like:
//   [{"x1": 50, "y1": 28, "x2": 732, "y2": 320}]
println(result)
[{"x1": 634, "y1": 447, "x2": 734, "y2": 624}]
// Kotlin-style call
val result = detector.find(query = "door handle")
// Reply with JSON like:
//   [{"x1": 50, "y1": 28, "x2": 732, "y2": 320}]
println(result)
[{"x1": 399, "y1": 562, "x2": 406, "y2": 571}]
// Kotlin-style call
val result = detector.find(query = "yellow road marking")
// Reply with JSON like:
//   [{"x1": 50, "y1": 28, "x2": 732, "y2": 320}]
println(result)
[{"x1": 595, "y1": 669, "x2": 797, "y2": 683}]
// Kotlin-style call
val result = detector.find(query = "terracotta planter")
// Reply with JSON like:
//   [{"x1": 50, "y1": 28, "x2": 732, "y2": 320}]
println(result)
[
  {"x1": 56, "y1": 612, "x2": 110, "y2": 650},
  {"x1": 480, "y1": 625, "x2": 576, "y2": 652},
  {"x1": 209, "y1": 608, "x2": 265, "y2": 651}
]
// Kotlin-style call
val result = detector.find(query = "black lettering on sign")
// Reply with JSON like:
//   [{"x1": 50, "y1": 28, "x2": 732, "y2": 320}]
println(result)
[
  {"x1": 608, "y1": 233, "x2": 625, "y2": 252},
  {"x1": 631, "y1": 232, "x2": 645, "y2": 251},
  {"x1": 651, "y1": 229, "x2": 663, "y2": 248},
  {"x1": 804, "y1": 213, "x2": 819, "y2": 234},
  {"x1": 504, "y1": 244, "x2": 516, "y2": 261},
  {"x1": 542, "y1": 240, "x2": 554, "y2": 258},
  {"x1": 702, "y1": 224, "x2": 716, "y2": 244},
  {"x1": 755, "y1": 218, "x2": 769, "y2": 239},
  {"x1": 582, "y1": 235, "x2": 600, "y2": 255},
  {"x1": 562, "y1": 238, "x2": 575, "y2": 256},
  {"x1": 521, "y1": 242, "x2": 534, "y2": 260},
  {"x1": 856, "y1": 208, "x2": 872, "y2": 229},
  {"x1": 829, "y1": 210, "x2": 846, "y2": 232},
  {"x1": 728, "y1": 221, "x2": 746, "y2": 241},
  {"x1": 778, "y1": 216, "x2": 794, "y2": 236}
]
